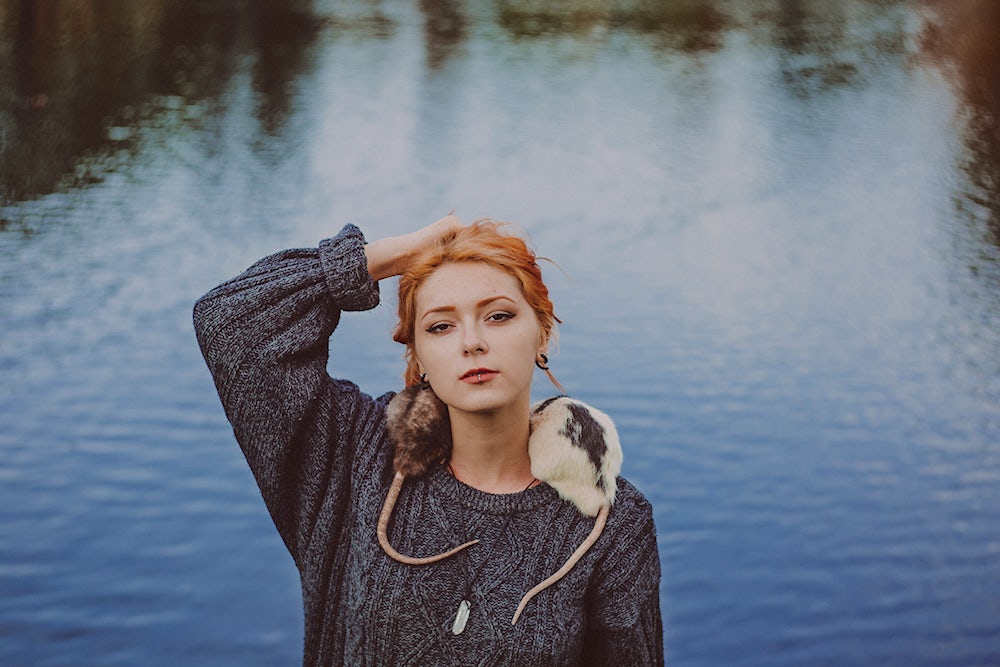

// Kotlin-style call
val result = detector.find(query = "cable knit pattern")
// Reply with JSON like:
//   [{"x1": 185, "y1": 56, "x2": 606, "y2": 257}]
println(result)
[{"x1": 193, "y1": 225, "x2": 664, "y2": 666}]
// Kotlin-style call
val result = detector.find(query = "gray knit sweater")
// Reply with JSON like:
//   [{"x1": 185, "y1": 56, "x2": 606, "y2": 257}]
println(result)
[{"x1": 193, "y1": 225, "x2": 663, "y2": 666}]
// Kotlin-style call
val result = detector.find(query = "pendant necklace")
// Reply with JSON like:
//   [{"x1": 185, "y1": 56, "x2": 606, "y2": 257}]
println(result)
[{"x1": 448, "y1": 466, "x2": 538, "y2": 636}]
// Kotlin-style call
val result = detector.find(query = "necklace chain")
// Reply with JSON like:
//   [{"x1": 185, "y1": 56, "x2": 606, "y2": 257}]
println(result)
[
  {"x1": 446, "y1": 462, "x2": 539, "y2": 492},
  {"x1": 445, "y1": 463, "x2": 538, "y2": 635}
]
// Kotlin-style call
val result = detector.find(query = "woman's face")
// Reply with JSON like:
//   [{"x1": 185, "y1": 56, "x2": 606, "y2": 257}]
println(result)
[{"x1": 413, "y1": 261, "x2": 545, "y2": 417}]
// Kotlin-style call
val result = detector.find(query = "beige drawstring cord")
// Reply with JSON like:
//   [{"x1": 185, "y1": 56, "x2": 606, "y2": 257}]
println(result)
[{"x1": 377, "y1": 471, "x2": 479, "y2": 565}]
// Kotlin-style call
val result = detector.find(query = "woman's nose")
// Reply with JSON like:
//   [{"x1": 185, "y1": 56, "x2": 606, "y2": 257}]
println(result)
[{"x1": 462, "y1": 325, "x2": 487, "y2": 355}]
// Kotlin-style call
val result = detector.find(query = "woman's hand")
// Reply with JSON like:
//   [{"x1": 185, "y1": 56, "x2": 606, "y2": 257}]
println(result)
[{"x1": 364, "y1": 213, "x2": 464, "y2": 281}]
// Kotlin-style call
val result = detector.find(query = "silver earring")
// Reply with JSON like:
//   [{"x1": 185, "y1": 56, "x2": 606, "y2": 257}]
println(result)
[
  {"x1": 419, "y1": 372, "x2": 427, "y2": 383},
  {"x1": 535, "y1": 353, "x2": 549, "y2": 371}
]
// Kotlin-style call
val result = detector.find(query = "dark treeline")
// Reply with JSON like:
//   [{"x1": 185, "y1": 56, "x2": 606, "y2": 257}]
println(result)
[{"x1": 1, "y1": 0, "x2": 998, "y2": 247}]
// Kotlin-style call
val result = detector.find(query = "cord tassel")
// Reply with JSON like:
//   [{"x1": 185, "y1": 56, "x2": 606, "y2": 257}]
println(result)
[
  {"x1": 510, "y1": 503, "x2": 609, "y2": 625},
  {"x1": 378, "y1": 472, "x2": 479, "y2": 565}
]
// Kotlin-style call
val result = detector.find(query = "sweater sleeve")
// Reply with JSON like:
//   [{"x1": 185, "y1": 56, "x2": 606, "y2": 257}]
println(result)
[
  {"x1": 582, "y1": 488, "x2": 665, "y2": 666},
  {"x1": 192, "y1": 224, "x2": 387, "y2": 566}
]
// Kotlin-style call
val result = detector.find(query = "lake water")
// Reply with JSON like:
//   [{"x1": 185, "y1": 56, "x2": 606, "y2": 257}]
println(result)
[{"x1": 1, "y1": 1, "x2": 998, "y2": 665}]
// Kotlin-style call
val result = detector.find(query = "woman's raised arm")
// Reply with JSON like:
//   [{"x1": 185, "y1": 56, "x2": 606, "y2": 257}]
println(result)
[
  {"x1": 192, "y1": 215, "x2": 462, "y2": 564},
  {"x1": 364, "y1": 212, "x2": 463, "y2": 280}
]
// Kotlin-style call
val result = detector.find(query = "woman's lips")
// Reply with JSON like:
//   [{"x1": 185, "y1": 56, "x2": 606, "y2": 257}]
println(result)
[{"x1": 460, "y1": 368, "x2": 499, "y2": 384}]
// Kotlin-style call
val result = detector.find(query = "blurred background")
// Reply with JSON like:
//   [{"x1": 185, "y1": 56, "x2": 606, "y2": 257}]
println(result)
[{"x1": 1, "y1": 0, "x2": 998, "y2": 664}]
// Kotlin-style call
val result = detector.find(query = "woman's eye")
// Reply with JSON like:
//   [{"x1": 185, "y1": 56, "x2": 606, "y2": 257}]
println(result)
[
  {"x1": 426, "y1": 322, "x2": 451, "y2": 334},
  {"x1": 487, "y1": 312, "x2": 514, "y2": 323}
]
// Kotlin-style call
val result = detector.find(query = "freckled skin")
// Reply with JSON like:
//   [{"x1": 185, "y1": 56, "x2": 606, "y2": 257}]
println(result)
[{"x1": 413, "y1": 262, "x2": 544, "y2": 420}]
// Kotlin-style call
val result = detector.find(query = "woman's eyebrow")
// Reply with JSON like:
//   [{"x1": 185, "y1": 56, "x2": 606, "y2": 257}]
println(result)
[
  {"x1": 477, "y1": 295, "x2": 517, "y2": 309},
  {"x1": 420, "y1": 295, "x2": 518, "y2": 320}
]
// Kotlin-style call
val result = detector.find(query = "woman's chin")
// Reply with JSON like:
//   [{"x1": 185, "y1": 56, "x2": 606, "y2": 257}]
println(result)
[
  {"x1": 446, "y1": 395, "x2": 506, "y2": 416},
  {"x1": 438, "y1": 385, "x2": 523, "y2": 416}
]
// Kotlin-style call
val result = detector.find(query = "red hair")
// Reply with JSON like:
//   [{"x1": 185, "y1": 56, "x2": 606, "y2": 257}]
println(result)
[{"x1": 393, "y1": 220, "x2": 560, "y2": 387}]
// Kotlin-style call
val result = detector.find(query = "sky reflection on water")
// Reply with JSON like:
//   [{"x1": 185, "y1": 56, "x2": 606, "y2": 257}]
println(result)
[{"x1": 1, "y1": 1, "x2": 999, "y2": 665}]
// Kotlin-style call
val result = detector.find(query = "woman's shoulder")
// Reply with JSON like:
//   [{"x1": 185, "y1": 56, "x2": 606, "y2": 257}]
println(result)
[
  {"x1": 605, "y1": 475, "x2": 657, "y2": 541},
  {"x1": 612, "y1": 476, "x2": 655, "y2": 514},
  {"x1": 325, "y1": 377, "x2": 396, "y2": 424},
  {"x1": 588, "y1": 475, "x2": 661, "y2": 596},
  {"x1": 320, "y1": 378, "x2": 397, "y2": 471}
]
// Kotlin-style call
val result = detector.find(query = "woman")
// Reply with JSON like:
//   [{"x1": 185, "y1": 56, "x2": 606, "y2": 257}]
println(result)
[{"x1": 193, "y1": 214, "x2": 663, "y2": 666}]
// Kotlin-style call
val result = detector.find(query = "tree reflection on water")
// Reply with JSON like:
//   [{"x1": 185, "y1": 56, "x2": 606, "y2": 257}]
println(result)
[
  {"x1": 0, "y1": 0, "x2": 323, "y2": 206},
  {"x1": 2, "y1": 0, "x2": 999, "y2": 233},
  {"x1": 920, "y1": 0, "x2": 1000, "y2": 247},
  {"x1": 497, "y1": 0, "x2": 729, "y2": 51}
]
